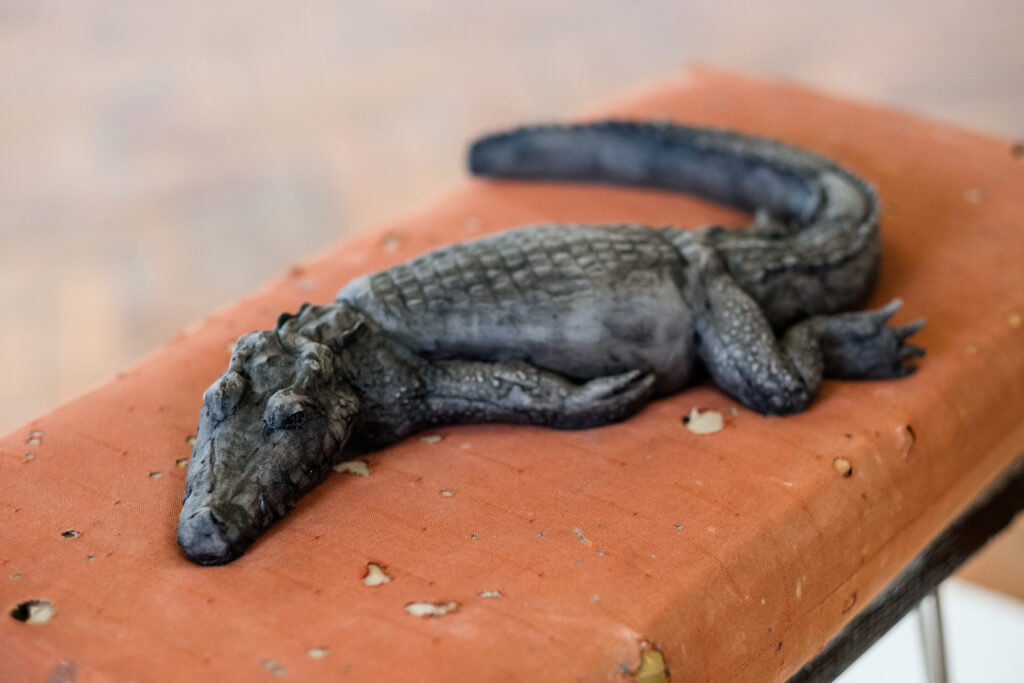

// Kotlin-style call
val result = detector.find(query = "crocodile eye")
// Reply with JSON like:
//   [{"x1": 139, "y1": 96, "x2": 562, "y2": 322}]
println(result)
[
  {"x1": 264, "y1": 390, "x2": 313, "y2": 432},
  {"x1": 279, "y1": 410, "x2": 307, "y2": 430},
  {"x1": 265, "y1": 405, "x2": 308, "y2": 432}
]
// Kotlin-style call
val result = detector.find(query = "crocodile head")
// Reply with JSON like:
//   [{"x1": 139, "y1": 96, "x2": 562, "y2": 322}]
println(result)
[{"x1": 177, "y1": 322, "x2": 358, "y2": 565}]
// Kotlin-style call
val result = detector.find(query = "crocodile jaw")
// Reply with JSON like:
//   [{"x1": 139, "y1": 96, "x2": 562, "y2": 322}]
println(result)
[{"x1": 176, "y1": 405, "x2": 344, "y2": 565}]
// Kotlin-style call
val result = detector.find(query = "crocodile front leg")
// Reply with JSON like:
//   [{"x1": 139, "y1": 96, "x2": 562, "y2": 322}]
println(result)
[{"x1": 422, "y1": 360, "x2": 657, "y2": 430}]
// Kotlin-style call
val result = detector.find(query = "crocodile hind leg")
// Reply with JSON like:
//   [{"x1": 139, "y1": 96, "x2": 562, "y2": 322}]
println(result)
[
  {"x1": 422, "y1": 359, "x2": 657, "y2": 430},
  {"x1": 693, "y1": 256, "x2": 925, "y2": 416}
]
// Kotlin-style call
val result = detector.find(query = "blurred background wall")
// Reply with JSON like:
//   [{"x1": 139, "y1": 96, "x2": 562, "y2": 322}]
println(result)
[{"x1": 1, "y1": 1, "x2": 1021, "y2": 594}]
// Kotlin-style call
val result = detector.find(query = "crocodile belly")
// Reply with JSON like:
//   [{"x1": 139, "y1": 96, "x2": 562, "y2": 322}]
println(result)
[{"x1": 338, "y1": 224, "x2": 697, "y2": 393}]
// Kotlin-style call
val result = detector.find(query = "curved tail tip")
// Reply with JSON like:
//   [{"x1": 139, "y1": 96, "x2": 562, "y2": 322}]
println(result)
[{"x1": 468, "y1": 134, "x2": 512, "y2": 176}]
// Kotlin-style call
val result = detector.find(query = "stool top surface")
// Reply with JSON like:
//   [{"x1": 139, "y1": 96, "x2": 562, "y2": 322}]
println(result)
[{"x1": 3, "y1": 67, "x2": 1023, "y2": 682}]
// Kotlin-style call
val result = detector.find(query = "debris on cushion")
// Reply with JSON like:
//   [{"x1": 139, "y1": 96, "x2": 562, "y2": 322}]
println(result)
[
  {"x1": 334, "y1": 460, "x2": 371, "y2": 477},
  {"x1": 261, "y1": 659, "x2": 286, "y2": 677},
  {"x1": 634, "y1": 644, "x2": 668, "y2": 683},
  {"x1": 405, "y1": 601, "x2": 458, "y2": 618},
  {"x1": 382, "y1": 233, "x2": 402, "y2": 252},
  {"x1": 362, "y1": 563, "x2": 391, "y2": 587},
  {"x1": 10, "y1": 600, "x2": 54, "y2": 624},
  {"x1": 683, "y1": 408, "x2": 723, "y2": 434},
  {"x1": 833, "y1": 457, "x2": 853, "y2": 477}
]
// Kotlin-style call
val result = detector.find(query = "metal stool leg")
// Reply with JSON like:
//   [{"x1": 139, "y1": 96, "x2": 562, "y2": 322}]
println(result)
[{"x1": 917, "y1": 588, "x2": 949, "y2": 683}]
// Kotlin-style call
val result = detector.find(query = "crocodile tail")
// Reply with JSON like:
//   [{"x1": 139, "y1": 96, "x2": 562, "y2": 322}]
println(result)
[{"x1": 468, "y1": 121, "x2": 881, "y2": 327}]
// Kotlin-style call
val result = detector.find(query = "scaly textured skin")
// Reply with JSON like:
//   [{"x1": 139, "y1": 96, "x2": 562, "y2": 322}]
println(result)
[{"x1": 177, "y1": 121, "x2": 924, "y2": 565}]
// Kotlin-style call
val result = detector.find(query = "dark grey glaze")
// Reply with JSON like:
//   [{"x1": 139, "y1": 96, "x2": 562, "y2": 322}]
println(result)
[{"x1": 178, "y1": 121, "x2": 924, "y2": 565}]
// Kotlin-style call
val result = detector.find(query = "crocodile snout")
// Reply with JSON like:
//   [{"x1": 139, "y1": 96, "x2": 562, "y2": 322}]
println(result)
[{"x1": 177, "y1": 504, "x2": 246, "y2": 566}]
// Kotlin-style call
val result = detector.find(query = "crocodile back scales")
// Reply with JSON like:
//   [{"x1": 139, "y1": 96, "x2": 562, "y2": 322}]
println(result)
[{"x1": 338, "y1": 223, "x2": 696, "y2": 388}]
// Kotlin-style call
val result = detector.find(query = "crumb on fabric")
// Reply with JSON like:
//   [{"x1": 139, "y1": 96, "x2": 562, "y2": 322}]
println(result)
[
  {"x1": 683, "y1": 408, "x2": 723, "y2": 434},
  {"x1": 833, "y1": 457, "x2": 853, "y2": 477},
  {"x1": 634, "y1": 644, "x2": 668, "y2": 683},
  {"x1": 334, "y1": 460, "x2": 371, "y2": 477},
  {"x1": 261, "y1": 659, "x2": 286, "y2": 677},
  {"x1": 405, "y1": 601, "x2": 458, "y2": 618},
  {"x1": 10, "y1": 600, "x2": 54, "y2": 624},
  {"x1": 362, "y1": 563, "x2": 392, "y2": 587}
]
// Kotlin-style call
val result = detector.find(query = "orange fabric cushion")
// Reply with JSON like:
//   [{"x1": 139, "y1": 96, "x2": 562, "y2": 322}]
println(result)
[{"x1": 2, "y1": 67, "x2": 1023, "y2": 682}]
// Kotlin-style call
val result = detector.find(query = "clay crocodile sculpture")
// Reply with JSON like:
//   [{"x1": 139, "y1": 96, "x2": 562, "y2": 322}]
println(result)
[{"x1": 177, "y1": 121, "x2": 925, "y2": 565}]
